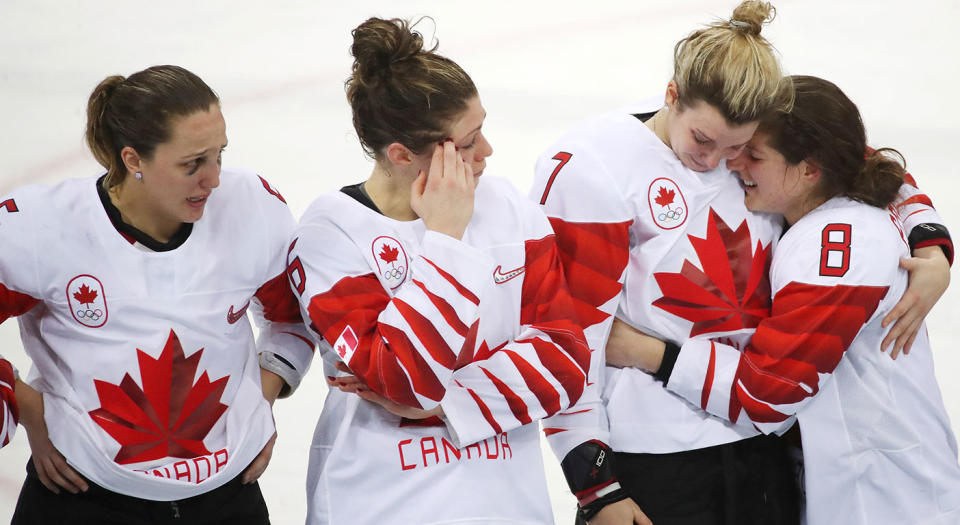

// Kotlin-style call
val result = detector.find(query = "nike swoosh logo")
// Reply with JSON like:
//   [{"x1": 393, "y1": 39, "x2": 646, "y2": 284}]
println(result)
[
  {"x1": 227, "y1": 300, "x2": 250, "y2": 324},
  {"x1": 493, "y1": 265, "x2": 524, "y2": 284}
]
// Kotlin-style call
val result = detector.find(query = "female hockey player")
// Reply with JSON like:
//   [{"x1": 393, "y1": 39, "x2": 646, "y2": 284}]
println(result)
[
  {"x1": 606, "y1": 75, "x2": 960, "y2": 525},
  {"x1": 3, "y1": 65, "x2": 314, "y2": 524},
  {"x1": 529, "y1": 2, "x2": 953, "y2": 524},
  {"x1": 288, "y1": 17, "x2": 592, "y2": 525},
  {"x1": 1, "y1": 356, "x2": 16, "y2": 447}
]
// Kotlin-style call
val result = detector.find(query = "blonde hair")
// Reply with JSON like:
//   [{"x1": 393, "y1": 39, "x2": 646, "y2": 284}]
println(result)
[{"x1": 673, "y1": 1, "x2": 792, "y2": 124}]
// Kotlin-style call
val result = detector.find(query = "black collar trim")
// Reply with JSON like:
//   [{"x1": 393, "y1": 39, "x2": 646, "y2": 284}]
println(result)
[
  {"x1": 96, "y1": 176, "x2": 193, "y2": 252},
  {"x1": 340, "y1": 182, "x2": 383, "y2": 215}
]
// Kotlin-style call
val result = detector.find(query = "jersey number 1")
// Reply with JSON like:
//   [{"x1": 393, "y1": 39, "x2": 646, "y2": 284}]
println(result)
[{"x1": 819, "y1": 223, "x2": 851, "y2": 277}]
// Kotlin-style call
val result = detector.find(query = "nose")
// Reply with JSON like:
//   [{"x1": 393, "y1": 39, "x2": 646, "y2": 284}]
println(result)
[
  {"x1": 726, "y1": 149, "x2": 747, "y2": 172},
  {"x1": 704, "y1": 150, "x2": 725, "y2": 170},
  {"x1": 475, "y1": 132, "x2": 493, "y2": 161},
  {"x1": 202, "y1": 161, "x2": 221, "y2": 189}
]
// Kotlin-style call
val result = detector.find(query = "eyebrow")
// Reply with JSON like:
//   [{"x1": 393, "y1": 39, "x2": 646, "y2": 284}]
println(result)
[{"x1": 180, "y1": 141, "x2": 228, "y2": 160}]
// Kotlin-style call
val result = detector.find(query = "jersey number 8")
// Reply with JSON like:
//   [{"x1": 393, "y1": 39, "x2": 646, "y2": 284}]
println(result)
[{"x1": 819, "y1": 223, "x2": 851, "y2": 277}]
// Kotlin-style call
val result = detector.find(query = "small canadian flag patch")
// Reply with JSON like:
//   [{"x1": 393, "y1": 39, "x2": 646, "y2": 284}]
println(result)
[{"x1": 333, "y1": 325, "x2": 359, "y2": 362}]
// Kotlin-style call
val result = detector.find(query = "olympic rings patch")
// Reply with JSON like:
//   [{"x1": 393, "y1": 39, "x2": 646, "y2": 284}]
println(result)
[
  {"x1": 648, "y1": 177, "x2": 688, "y2": 230},
  {"x1": 372, "y1": 235, "x2": 408, "y2": 290},
  {"x1": 66, "y1": 274, "x2": 108, "y2": 328}
]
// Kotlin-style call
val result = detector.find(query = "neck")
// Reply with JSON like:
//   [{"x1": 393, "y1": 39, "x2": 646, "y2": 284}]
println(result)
[
  {"x1": 107, "y1": 180, "x2": 181, "y2": 242},
  {"x1": 645, "y1": 108, "x2": 672, "y2": 149},
  {"x1": 363, "y1": 163, "x2": 419, "y2": 221},
  {"x1": 784, "y1": 193, "x2": 829, "y2": 227}
]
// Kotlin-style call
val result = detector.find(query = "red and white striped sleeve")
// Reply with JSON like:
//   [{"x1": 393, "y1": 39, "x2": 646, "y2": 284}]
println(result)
[
  {"x1": 0, "y1": 357, "x2": 17, "y2": 447},
  {"x1": 893, "y1": 172, "x2": 953, "y2": 265},
  {"x1": 529, "y1": 145, "x2": 634, "y2": 459},
  {"x1": 0, "y1": 187, "x2": 43, "y2": 325},
  {"x1": 292, "y1": 211, "x2": 499, "y2": 412},
  {"x1": 439, "y1": 215, "x2": 593, "y2": 447},
  {"x1": 665, "y1": 206, "x2": 897, "y2": 433}
]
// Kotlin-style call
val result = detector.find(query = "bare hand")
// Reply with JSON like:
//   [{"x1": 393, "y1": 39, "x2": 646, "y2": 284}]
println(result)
[
  {"x1": 16, "y1": 380, "x2": 88, "y2": 494},
  {"x1": 328, "y1": 362, "x2": 442, "y2": 419},
  {"x1": 242, "y1": 432, "x2": 276, "y2": 484},
  {"x1": 589, "y1": 498, "x2": 654, "y2": 525},
  {"x1": 606, "y1": 319, "x2": 666, "y2": 374},
  {"x1": 881, "y1": 246, "x2": 950, "y2": 358},
  {"x1": 410, "y1": 140, "x2": 476, "y2": 240}
]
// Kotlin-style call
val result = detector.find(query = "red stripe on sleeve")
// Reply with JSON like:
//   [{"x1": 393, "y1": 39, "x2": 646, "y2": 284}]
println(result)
[
  {"x1": 503, "y1": 349, "x2": 561, "y2": 416},
  {"x1": 897, "y1": 194, "x2": 934, "y2": 209},
  {"x1": 523, "y1": 337, "x2": 586, "y2": 405},
  {"x1": 730, "y1": 282, "x2": 888, "y2": 422},
  {"x1": 420, "y1": 256, "x2": 479, "y2": 306},
  {"x1": 254, "y1": 271, "x2": 304, "y2": 323},
  {"x1": 0, "y1": 359, "x2": 18, "y2": 437},
  {"x1": 701, "y1": 342, "x2": 716, "y2": 411},
  {"x1": 410, "y1": 279, "x2": 469, "y2": 337},
  {"x1": 478, "y1": 366, "x2": 532, "y2": 425},
  {"x1": 465, "y1": 386, "x2": 503, "y2": 435},
  {"x1": 543, "y1": 427, "x2": 567, "y2": 436},
  {"x1": 392, "y1": 298, "x2": 457, "y2": 369},
  {"x1": 0, "y1": 283, "x2": 40, "y2": 324}
]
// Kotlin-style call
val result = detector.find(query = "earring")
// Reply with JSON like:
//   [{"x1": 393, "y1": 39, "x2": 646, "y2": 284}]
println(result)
[{"x1": 135, "y1": 172, "x2": 143, "y2": 180}]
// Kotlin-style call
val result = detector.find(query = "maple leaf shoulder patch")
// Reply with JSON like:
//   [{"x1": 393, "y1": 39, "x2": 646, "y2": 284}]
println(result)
[
  {"x1": 371, "y1": 235, "x2": 408, "y2": 289},
  {"x1": 652, "y1": 209, "x2": 772, "y2": 337},
  {"x1": 89, "y1": 330, "x2": 229, "y2": 465},
  {"x1": 66, "y1": 274, "x2": 108, "y2": 328},
  {"x1": 647, "y1": 177, "x2": 687, "y2": 230}
]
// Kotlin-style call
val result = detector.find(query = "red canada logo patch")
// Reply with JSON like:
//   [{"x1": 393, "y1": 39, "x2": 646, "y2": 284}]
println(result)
[
  {"x1": 653, "y1": 209, "x2": 772, "y2": 337},
  {"x1": 66, "y1": 274, "x2": 108, "y2": 328},
  {"x1": 372, "y1": 236, "x2": 408, "y2": 289},
  {"x1": 89, "y1": 330, "x2": 229, "y2": 465},
  {"x1": 648, "y1": 177, "x2": 687, "y2": 230}
]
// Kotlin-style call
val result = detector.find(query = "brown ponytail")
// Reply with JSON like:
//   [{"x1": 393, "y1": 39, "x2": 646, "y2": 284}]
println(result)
[{"x1": 84, "y1": 65, "x2": 220, "y2": 188}]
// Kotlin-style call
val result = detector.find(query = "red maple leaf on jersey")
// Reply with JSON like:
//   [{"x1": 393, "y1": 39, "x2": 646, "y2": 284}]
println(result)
[
  {"x1": 653, "y1": 209, "x2": 772, "y2": 337},
  {"x1": 73, "y1": 284, "x2": 98, "y2": 306},
  {"x1": 89, "y1": 330, "x2": 228, "y2": 465},
  {"x1": 379, "y1": 245, "x2": 399, "y2": 264},
  {"x1": 654, "y1": 186, "x2": 675, "y2": 207}
]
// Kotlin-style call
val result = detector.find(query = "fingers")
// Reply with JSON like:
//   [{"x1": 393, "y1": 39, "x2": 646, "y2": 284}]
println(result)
[
  {"x1": 242, "y1": 433, "x2": 277, "y2": 484},
  {"x1": 334, "y1": 361, "x2": 352, "y2": 374},
  {"x1": 326, "y1": 372, "x2": 370, "y2": 394},
  {"x1": 37, "y1": 453, "x2": 87, "y2": 494},
  {"x1": 410, "y1": 169, "x2": 427, "y2": 209},
  {"x1": 635, "y1": 509, "x2": 654, "y2": 525},
  {"x1": 881, "y1": 293, "x2": 912, "y2": 328}
]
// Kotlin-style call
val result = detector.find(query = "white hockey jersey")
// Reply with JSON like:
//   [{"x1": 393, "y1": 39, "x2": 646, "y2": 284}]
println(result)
[
  {"x1": 289, "y1": 176, "x2": 591, "y2": 525},
  {"x1": 0, "y1": 356, "x2": 16, "y2": 447},
  {"x1": 0, "y1": 169, "x2": 314, "y2": 500},
  {"x1": 666, "y1": 197, "x2": 960, "y2": 525},
  {"x1": 531, "y1": 101, "x2": 951, "y2": 458}
]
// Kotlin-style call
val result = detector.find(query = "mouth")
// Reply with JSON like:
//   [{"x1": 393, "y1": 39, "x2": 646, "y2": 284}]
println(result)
[
  {"x1": 738, "y1": 177, "x2": 757, "y2": 190},
  {"x1": 187, "y1": 194, "x2": 210, "y2": 207}
]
